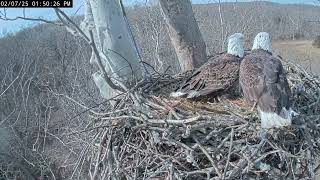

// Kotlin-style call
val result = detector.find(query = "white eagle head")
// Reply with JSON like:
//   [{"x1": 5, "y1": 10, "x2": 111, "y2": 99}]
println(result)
[
  {"x1": 252, "y1": 32, "x2": 272, "y2": 53},
  {"x1": 227, "y1": 33, "x2": 244, "y2": 58}
]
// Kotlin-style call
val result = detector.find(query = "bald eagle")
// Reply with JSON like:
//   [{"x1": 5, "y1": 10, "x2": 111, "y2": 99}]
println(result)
[
  {"x1": 239, "y1": 32, "x2": 296, "y2": 129},
  {"x1": 171, "y1": 33, "x2": 245, "y2": 99}
]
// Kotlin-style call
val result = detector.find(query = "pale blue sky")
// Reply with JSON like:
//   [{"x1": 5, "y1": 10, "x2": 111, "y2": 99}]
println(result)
[{"x1": 0, "y1": 0, "x2": 318, "y2": 36}]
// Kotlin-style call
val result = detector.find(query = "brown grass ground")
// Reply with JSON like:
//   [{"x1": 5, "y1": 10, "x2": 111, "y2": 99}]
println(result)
[{"x1": 273, "y1": 40, "x2": 320, "y2": 76}]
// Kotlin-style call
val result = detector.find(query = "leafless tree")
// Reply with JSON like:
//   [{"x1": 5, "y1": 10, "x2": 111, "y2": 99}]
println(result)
[
  {"x1": 1, "y1": 1, "x2": 320, "y2": 179},
  {"x1": 159, "y1": 0, "x2": 207, "y2": 72}
]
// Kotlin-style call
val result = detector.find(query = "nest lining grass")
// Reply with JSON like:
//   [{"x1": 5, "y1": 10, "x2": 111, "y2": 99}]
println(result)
[{"x1": 78, "y1": 60, "x2": 320, "y2": 179}]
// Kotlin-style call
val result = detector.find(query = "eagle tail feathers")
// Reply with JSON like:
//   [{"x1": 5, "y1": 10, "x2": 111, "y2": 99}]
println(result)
[
  {"x1": 170, "y1": 90, "x2": 202, "y2": 99},
  {"x1": 186, "y1": 91, "x2": 201, "y2": 99},
  {"x1": 170, "y1": 91, "x2": 187, "y2": 98},
  {"x1": 258, "y1": 107, "x2": 297, "y2": 129}
]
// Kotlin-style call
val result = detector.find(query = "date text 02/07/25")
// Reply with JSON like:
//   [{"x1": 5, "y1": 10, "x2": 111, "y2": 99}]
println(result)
[{"x1": 0, "y1": 0, "x2": 73, "y2": 7}]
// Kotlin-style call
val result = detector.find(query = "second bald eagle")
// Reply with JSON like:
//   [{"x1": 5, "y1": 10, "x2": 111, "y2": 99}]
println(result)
[
  {"x1": 171, "y1": 33, "x2": 245, "y2": 99},
  {"x1": 239, "y1": 32, "x2": 296, "y2": 129}
]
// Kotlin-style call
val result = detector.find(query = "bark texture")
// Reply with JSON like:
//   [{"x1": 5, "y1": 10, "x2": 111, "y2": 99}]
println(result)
[
  {"x1": 89, "y1": 0, "x2": 142, "y2": 81},
  {"x1": 82, "y1": 0, "x2": 142, "y2": 99},
  {"x1": 159, "y1": 0, "x2": 207, "y2": 72}
]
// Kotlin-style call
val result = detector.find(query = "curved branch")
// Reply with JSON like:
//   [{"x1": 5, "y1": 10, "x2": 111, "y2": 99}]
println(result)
[
  {"x1": 0, "y1": 16, "x2": 62, "y2": 25},
  {"x1": 89, "y1": 30, "x2": 124, "y2": 92}
]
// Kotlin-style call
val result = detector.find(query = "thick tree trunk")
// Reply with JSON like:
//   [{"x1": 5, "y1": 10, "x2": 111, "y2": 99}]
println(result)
[
  {"x1": 89, "y1": 0, "x2": 142, "y2": 81},
  {"x1": 82, "y1": 0, "x2": 142, "y2": 99},
  {"x1": 159, "y1": 0, "x2": 207, "y2": 72}
]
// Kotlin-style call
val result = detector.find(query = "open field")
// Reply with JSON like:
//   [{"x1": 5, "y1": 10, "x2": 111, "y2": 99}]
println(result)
[{"x1": 273, "y1": 40, "x2": 320, "y2": 75}]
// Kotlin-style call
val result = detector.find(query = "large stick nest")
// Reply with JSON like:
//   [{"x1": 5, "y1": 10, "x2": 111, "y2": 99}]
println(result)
[{"x1": 87, "y1": 60, "x2": 320, "y2": 180}]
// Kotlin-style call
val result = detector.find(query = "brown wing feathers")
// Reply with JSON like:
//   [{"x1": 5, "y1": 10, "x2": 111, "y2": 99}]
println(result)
[
  {"x1": 240, "y1": 49, "x2": 291, "y2": 117},
  {"x1": 260, "y1": 55, "x2": 291, "y2": 114},
  {"x1": 175, "y1": 54, "x2": 241, "y2": 99},
  {"x1": 239, "y1": 51, "x2": 265, "y2": 104}
]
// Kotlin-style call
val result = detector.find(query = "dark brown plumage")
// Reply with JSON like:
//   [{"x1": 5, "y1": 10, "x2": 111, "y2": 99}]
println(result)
[
  {"x1": 239, "y1": 49, "x2": 291, "y2": 116},
  {"x1": 172, "y1": 53, "x2": 242, "y2": 99}
]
